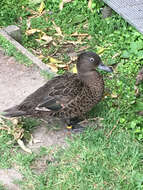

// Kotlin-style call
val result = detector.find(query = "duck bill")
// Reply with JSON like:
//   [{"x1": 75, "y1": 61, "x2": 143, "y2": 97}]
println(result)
[{"x1": 98, "y1": 62, "x2": 113, "y2": 72}]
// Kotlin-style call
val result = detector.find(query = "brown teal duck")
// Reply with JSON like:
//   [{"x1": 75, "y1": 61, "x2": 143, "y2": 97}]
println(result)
[{"x1": 3, "y1": 51, "x2": 112, "y2": 130}]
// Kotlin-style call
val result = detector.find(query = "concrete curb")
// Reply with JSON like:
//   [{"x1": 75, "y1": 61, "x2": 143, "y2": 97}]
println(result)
[{"x1": 0, "y1": 25, "x2": 55, "y2": 75}]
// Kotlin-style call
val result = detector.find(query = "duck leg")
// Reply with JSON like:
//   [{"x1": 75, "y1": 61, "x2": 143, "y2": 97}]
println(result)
[{"x1": 65, "y1": 117, "x2": 85, "y2": 133}]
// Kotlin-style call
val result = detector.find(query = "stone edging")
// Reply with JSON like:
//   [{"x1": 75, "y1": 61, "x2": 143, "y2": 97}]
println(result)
[{"x1": 0, "y1": 25, "x2": 55, "y2": 75}]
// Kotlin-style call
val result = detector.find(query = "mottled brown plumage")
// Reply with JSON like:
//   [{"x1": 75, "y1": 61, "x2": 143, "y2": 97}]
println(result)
[{"x1": 3, "y1": 52, "x2": 112, "y2": 127}]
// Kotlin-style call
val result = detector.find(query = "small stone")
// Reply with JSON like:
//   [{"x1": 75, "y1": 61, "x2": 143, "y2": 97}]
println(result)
[
  {"x1": 4, "y1": 25, "x2": 22, "y2": 43},
  {"x1": 102, "y1": 6, "x2": 112, "y2": 18}
]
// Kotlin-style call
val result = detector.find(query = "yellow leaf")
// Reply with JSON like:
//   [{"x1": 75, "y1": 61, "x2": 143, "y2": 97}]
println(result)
[
  {"x1": 97, "y1": 47, "x2": 106, "y2": 54},
  {"x1": 72, "y1": 64, "x2": 77, "y2": 73},
  {"x1": 25, "y1": 29, "x2": 41, "y2": 36},
  {"x1": 38, "y1": 1, "x2": 45, "y2": 14},
  {"x1": 49, "y1": 56, "x2": 63, "y2": 64}
]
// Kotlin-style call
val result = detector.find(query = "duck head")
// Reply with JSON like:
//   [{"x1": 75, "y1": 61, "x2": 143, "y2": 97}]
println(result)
[{"x1": 77, "y1": 51, "x2": 113, "y2": 74}]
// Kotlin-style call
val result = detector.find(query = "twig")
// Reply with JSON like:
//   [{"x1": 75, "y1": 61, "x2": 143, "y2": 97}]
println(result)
[{"x1": 106, "y1": 120, "x2": 119, "y2": 138}]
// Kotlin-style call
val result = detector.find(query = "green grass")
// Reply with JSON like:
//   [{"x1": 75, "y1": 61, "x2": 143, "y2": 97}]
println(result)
[
  {"x1": 0, "y1": 183, "x2": 7, "y2": 190},
  {"x1": 0, "y1": 35, "x2": 33, "y2": 66},
  {"x1": 0, "y1": 125, "x2": 143, "y2": 189},
  {"x1": 0, "y1": 0, "x2": 143, "y2": 189}
]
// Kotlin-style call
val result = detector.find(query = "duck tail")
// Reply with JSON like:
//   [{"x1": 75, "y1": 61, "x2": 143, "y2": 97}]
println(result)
[{"x1": 2, "y1": 106, "x2": 28, "y2": 117}]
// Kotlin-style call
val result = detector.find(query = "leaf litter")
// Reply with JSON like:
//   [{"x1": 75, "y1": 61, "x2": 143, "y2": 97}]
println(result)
[{"x1": 24, "y1": 3, "x2": 93, "y2": 73}]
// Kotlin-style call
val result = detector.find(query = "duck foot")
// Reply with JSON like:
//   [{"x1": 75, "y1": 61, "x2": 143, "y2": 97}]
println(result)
[{"x1": 66, "y1": 124, "x2": 85, "y2": 133}]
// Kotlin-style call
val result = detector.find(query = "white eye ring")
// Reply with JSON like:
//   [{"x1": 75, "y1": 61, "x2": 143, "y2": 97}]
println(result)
[{"x1": 90, "y1": 57, "x2": 94, "y2": 62}]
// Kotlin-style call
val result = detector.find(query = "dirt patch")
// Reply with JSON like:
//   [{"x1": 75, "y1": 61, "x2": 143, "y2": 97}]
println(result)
[
  {"x1": 0, "y1": 169, "x2": 23, "y2": 190},
  {"x1": 0, "y1": 48, "x2": 46, "y2": 112},
  {"x1": 28, "y1": 125, "x2": 70, "y2": 151}
]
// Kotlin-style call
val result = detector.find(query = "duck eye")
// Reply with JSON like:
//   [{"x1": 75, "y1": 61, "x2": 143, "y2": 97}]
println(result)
[{"x1": 90, "y1": 58, "x2": 94, "y2": 62}]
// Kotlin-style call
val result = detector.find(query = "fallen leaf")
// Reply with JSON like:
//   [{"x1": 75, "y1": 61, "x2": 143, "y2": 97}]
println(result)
[
  {"x1": 17, "y1": 139, "x2": 32, "y2": 154},
  {"x1": 27, "y1": 19, "x2": 31, "y2": 29},
  {"x1": 26, "y1": 28, "x2": 41, "y2": 35},
  {"x1": 49, "y1": 56, "x2": 63, "y2": 64},
  {"x1": 64, "y1": 40, "x2": 83, "y2": 45},
  {"x1": 46, "y1": 63, "x2": 58, "y2": 72},
  {"x1": 72, "y1": 64, "x2": 77, "y2": 73},
  {"x1": 111, "y1": 93, "x2": 118, "y2": 98},
  {"x1": 88, "y1": 0, "x2": 92, "y2": 11},
  {"x1": 112, "y1": 52, "x2": 120, "y2": 59},
  {"x1": 97, "y1": 47, "x2": 106, "y2": 54},
  {"x1": 52, "y1": 21, "x2": 63, "y2": 36},
  {"x1": 59, "y1": 0, "x2": 73, "y2": 10},
  {"x1": 71, "y1": 32, "x2": 89, "y2": 37},
  {"x1": 52, "y1": 41, "x2": 58, "y2": 46},
  {"x1": 35, "y1": 39, "x2": 42, "y2": 43},
  {"x1": 57, "y1": 64, "x2": 67, "y2": 68},
  {"x1": 78, "y1": 46, "x2": 90, "y2": 52},
  {"x1": 38, "y1": 1, "x2": 45, "y2": 14},
  {"x1": 38, "y1": 55, "x2": 45, "y2": 59},
  {"x1": 41, "y1": 34, "x2": 53, "y2": 43}
]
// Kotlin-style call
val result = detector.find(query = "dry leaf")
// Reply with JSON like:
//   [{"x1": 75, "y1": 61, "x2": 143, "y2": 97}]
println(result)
[
  {"x1": 35, "y1": 39, "x2": 41, "y2": 43},
  {"x1": 26, "y1": 29, "x2": 41, "y2": 35},
  {"x1": 72, "y1": 64, "x2": 77, "y2": 73},
  {"x1": 52, "y1": 21, "x2": 63, "y2": 36},
  {"x1": 52, "y1": 41, "x2": 58, "y2": 46},
  {"x1": 38, "y1": 55, "x2": 45, "y2": 59},
  {"x1": 64, "y1": 40, "x2": 83, "y2": 45},
  {"x1": 71, "y1": 32, "x2": 89, "y2": 37},
  {"x1": 78, "y1": 46, "x2": 90, "y2": 52},
  {"x1": 59, "y1": 0, "x2": 73, "y2": 10},
  {"x1": 57, "y1": 64, "x2": 67, "y2": 69},
  {"x1": 47, "y1": 63, "x2": 58, "y2": 72},
  {"x1": 112, "y1": 52, "x2": 120, "y2": 59},
  {"x1": 41, "y1": 34, "x2": 53, "y2": 43},
  {"x1": 17, "y1": 139, "x2": 32, "y2": 154},
  {"x1": 111, "y1": 93, "x2": 118, "y2": 98},
  {"x1": 97, "y1": 47, "x2": 106, "y2": 54},
  {"x1": 68, "y1": 52, "x2": 77, "y2": 61},
  {"x1": 38, "y1": 1, "x2": 45, "y2": 14},
  {"x1": 27, "y1": 19, "x2": 31, "y2": 29},
  {"x1": 49, "y1": 56, "x2": 63, "y2": 64},
  {"x1": 88, "y1": 0, "x2": 92, "y2": 11}
]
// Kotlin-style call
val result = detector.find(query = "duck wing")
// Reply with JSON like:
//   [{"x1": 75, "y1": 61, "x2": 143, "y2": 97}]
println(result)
[{"x1": 3, "y1": 72, "x2": 83, "y2": 117}]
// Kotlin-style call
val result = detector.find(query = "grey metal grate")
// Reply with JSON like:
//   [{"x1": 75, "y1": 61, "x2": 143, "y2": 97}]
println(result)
[{"x1": 102, "y1": 0, "x2": 143, "y2": 33}]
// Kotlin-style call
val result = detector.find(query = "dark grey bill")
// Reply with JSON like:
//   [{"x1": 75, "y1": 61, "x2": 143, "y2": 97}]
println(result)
[{"x1": 98, "y1": 62, "x2": 113, "y2": 72}]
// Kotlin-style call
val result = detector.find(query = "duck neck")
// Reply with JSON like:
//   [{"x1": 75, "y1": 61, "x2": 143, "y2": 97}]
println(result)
[{"x1": 79, "y1": 71, "x2": 104, "y2": 92}]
